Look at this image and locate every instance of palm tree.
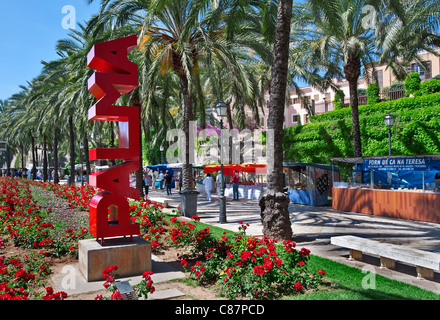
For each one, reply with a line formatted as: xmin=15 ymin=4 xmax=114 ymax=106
xmin=292 ymin=0 xmax=381 ymax=157
xmin=87 ymin=0 xmax=252 ymax=191
xmin=294 ymin=0 xmax=440 ymax=157
xmin=374 ymin=0 xmax=440 ymax=80
xmin=258 ymin=0 xmax=294 ymax=241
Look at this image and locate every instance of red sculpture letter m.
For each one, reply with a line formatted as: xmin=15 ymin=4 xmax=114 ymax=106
xmin=87 ymin=35 xmax=140 ymax=243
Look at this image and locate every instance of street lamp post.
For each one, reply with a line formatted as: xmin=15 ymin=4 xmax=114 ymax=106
xmin=79 ymin=143 xmax=84 ymax=186
xmin=215 ymin=101 xmax=228 ymax=224
xmin=160 ymin=145 xmax=165 ymax=164
xmin=383 ymin=112 xmax=395 ymax=156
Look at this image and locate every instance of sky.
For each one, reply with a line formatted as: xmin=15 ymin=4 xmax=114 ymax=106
xmin=0 ymin=0 xmax=101 ymax=101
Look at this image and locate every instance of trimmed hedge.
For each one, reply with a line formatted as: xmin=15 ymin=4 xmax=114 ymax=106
xmin=367 ymin=83 xmax=380 ymax=105
xmin=284 ymin=92 xmax=440 ymax=163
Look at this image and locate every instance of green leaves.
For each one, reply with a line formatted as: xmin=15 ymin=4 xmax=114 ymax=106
xmin=284 ymin=92 xmax=440 ymax=162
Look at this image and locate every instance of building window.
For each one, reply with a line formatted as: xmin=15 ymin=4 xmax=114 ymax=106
xmin=374 ymin=70 xmax=383 ymax=88
xmin=412 ymin=61 xmax=432 ymax=80
xmin=314 ymin=94 xmax=319 ymax=102
xmin=292 ymin=115 xmax=298 ymax=124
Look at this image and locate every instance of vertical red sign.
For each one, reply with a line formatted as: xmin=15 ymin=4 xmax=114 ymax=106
xmin=87 ymin=35 xmax=140 ymax=243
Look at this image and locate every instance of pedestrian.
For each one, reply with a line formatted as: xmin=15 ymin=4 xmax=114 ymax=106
xmin=203 ymin=173 xmax=214 ymax=201
xmin=145 ymin=174 xmax=152 ymax=198
xmin=164 ymin=170 xmax=173 ymax=195
xmin=158 ymin=171 xmax=165 ymax=190
xmin=232 ymin=170 xmax=240 ymax=200
xmin=216 ymin=171 xmax=224 ymax=195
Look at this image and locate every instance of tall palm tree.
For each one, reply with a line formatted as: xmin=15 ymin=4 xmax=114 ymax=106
xmin=87 ymin=0 xmax=253 ymax=191
xmin=375 ymin=0 xmax=440 ymax=80
xmin=292 ymin=0 xmax=381 ymax=157
xmin=294 ymin=0 xmax=440 ymax=157
xmin=258 ymin=0 xmax=294 ymax=241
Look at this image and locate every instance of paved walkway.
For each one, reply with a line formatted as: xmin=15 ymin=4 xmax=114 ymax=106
xmin=148 ymin=188 xmax=440 ymax=294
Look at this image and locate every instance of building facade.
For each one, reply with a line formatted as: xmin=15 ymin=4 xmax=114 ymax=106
xmin=250 ymin=49 xmax=440 ymax=130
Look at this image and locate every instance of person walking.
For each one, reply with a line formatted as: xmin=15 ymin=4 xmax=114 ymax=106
xmin=144 ymin=172 xmax=152 ymax=199
xmin=216 ymin=171 xmax=224 ymax=195
xmin=232 ymin=170 xmax=240 ymax=200
xmin=158 ymin=171 xmax=165 ymax=190
xmin=164 ymin=170 xmax=173 ymax=195
xmin=203 ymin=173 xmax=214 ymax=201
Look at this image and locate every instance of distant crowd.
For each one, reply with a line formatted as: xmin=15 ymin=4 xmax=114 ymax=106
xmin=0 ymin=168 xmax=62 ymax=182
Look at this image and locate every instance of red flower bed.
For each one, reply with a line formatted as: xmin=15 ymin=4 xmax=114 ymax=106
xmin=33 ymin=181 xmax=97 ymax=211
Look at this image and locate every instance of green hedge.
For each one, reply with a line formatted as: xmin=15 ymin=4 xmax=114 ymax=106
xmin=367 ymin=83 xmax=380 ymax=105
xmin=284 ymin=92 xmax=440 ymax=164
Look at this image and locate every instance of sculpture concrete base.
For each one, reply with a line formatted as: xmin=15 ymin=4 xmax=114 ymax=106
xmin=79 ymin=236 xmax=151 ymax=282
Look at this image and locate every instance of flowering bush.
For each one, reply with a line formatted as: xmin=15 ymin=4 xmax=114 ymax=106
xmin=0 ymin=255 xmax=66 ymax=300
xmin=95 ymin=265 xmax=155 ymax=300
xmin=168 ymin=215 xmax=216 ymax=257
xmin=0 ymin=178 xmax=91 ymax=258
xmin=182 ymin=222 xmax=325 ymax=299
xmin=36 ymin=181 xmax=97 ymax=211
xmin=131 ymin=201 xmax=166 ymax=251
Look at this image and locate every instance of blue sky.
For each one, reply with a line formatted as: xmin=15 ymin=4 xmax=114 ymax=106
xmin=0 ymin=0 xmax=101 ymax=101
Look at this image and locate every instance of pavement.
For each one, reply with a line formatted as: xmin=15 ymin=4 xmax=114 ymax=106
xmin=51 ymin=186 xmax=440 ymax=297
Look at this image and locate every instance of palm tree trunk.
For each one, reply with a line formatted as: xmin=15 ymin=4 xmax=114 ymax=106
xmin=259 ymin=0 xmax=293 ymax=241
xmin=31 ymin=136 xmax=36 ymax=180
xmin=131 ymin=88 xmax=144 ymax=199
xmin=180 ymin=74 xmax=195 ymax=191
xmin=194 ymin=73 xmax=206 ymax=129
xmin=344 ymin=57 xmax=362 ymax=157
xmin=6 ymin=144 xmax=10 ymax=177
xmin=21 ymin=145 xmax=25 ymax=169
xmin=69 ymin=113 xmax=75 ymax=186
xmin=83 ymin=133 xmax=91 ymax=184
xmin=43 ymin=135 xmax=48 ymax=182
xmin=226 ymin=103 xmax=234 ymax=130
xmin=109 ymin=121 xmax=116 ymax=166
xmin=53 ymin=128 xmax=59 ymax=184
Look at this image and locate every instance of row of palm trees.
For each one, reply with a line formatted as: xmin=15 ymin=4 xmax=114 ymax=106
xmin=1 ymin=0 xmax=439 ymax=239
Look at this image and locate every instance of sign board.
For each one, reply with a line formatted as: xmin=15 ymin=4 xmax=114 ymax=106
xmin=363 ymin=157 xmax=432 ymax=171
xmin=0 ymin=141 xmax=6 ymax=151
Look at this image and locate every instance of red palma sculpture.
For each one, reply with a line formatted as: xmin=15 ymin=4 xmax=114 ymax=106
xmin=87 ymin=35 xmax=140 ymax=244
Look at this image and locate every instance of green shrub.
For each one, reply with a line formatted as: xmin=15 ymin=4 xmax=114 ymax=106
xmin=433 ymin=74 xmax=440 ymax=80
xmin=334 ymin=90 xmax=345 ymax=110
xmin=357 ymin=88 xmax=367 ymax=96
xmin=404 ymin=72 xmax=421 ymax=96
xmin=367 ymin=83 xmax=380 ymax=104
xmin=286 ymin=93 xmax=440 ymax=163
xmin=389 ymin=82 xmax=404 ymax=91
xmin=420 ymin=79 xmax=440 ymax=95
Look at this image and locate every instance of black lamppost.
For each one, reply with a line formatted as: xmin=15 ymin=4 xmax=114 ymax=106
xmin=215 ymin=101 xmax=228 ymax=224
xmin=384 ymin=112 xmax=395 ymax=156
xmin=160 ymin=145 xmax=165 ymax=164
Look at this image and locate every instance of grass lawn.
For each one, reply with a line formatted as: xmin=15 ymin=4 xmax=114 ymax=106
xmin=165 ymin=214 xmax=440 ymax=300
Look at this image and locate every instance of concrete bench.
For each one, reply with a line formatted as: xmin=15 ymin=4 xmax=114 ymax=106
xmin=331 ymin=235 xmax=440 ymax=280
xmin=149 ymin=197 xmax=172 ymax=208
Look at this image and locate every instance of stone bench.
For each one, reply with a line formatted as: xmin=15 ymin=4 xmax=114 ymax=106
xmin=330 ymin=235 xmax=440 ymax=280
xmin=149 ymin=197 xmax=172 ymax=208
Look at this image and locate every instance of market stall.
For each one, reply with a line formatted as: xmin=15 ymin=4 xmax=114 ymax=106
xmin=146 ymin=164 xmax=178 ymax=188
xmin=203 ymin=164 xmax=267 ymax=199
xmin=147 ymin=163 xmax=204 ymax=190
xmin=329 ymin=155 xmax=440 ymax=223
xmin=284 ymin=162 xmax=339 ymax=206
